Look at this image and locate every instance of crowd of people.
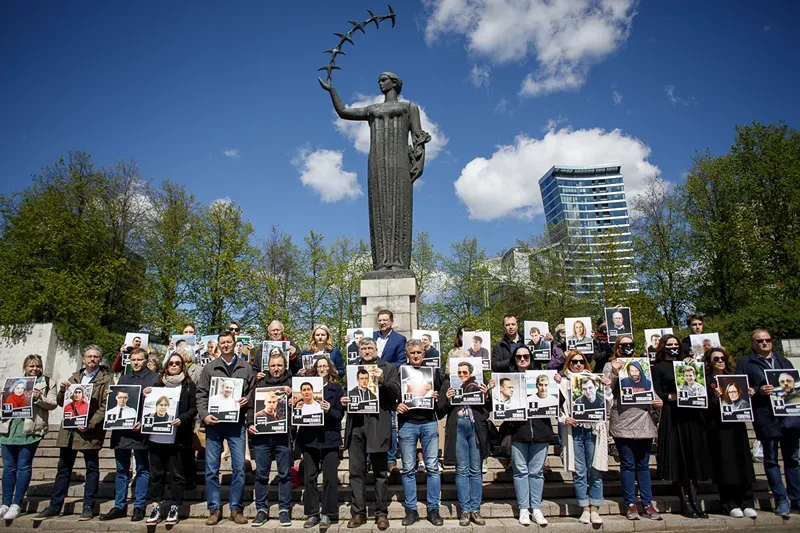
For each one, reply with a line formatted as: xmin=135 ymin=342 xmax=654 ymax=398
xmin=1 ymin=311 xmax=798 ymax=529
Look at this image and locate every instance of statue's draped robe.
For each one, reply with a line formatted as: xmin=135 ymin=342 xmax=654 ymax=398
xmin=365 ymin=101 xmax=417 ymax=270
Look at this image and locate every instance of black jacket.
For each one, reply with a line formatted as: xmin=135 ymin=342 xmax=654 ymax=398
xmin=147 ymin=379 xmax=197 ymax=449
xmin=296 ymin=382 xmax=344 ymax=449
xmin=246 ymin=369 xmax=293 ymax=427
xmin=110 ymin=367 xmax=160 ymax=450
xmin=501 ymin=418 xmax=555 ymax=444
xmin=440 ymin=377 xmax=491 ymax=465
xmin=343 ymin=357 xmax=401 ymax=453
xmin=491 ymin=335 xmax=523 ymax=372
xmin=398 ymin=365 xmax=447 ymax=425
xmin=735 ymin=352 xmax=800 ymax=439
xmin=592 ymin=338 xmax=611 ymax=369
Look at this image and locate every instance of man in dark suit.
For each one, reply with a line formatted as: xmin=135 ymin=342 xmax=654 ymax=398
xmin=373 ymin=309 xmax=407 ymax=469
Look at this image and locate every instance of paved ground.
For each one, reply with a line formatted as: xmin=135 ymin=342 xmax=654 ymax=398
xmin=1 ymin=513 xmax=798 ymax=533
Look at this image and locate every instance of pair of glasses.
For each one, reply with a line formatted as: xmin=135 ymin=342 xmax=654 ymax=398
xmin=712 ymin=356 xmax=725 ymax=363
xmin=570 ymin=359 xmax=585 ymax=366
xmin=516 ymin=354 xmax=531 ymax=360
xmin=757 ymin=338 xmax=772 ymax=344
xmin=619 ymin=343 xmax=634 ymax=349
xmin=457 ymin=371 xmax=470 ymax=376
xmin=168 ymin=361 xmax=182 ymax=367
xmin=229 ymin=327 xmax=240 ymax=332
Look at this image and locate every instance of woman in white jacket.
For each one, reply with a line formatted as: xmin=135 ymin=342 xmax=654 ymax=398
xmin=0 ymin=354 xmax=58 ymax=521
xmin=557 ymin=350 xmax=613 ymax=525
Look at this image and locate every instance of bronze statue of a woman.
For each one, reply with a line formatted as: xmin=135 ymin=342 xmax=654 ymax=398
xmin=319 ymin=72 xmax=431 ymax=277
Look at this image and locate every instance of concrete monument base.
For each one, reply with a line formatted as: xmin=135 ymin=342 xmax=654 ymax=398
xmin=360 ymin=276 xmax=418 ymax=339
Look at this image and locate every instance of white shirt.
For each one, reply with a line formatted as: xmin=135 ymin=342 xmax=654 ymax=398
xmin=376 ymin=330 xmax=391 ymax=358
xmin=107 ymin=405 xmax=138 ymax=420
xmin=301 ymin=401 xmax=323 ymax=415
xmin=211 ymin=394 xmax=238 ymax=412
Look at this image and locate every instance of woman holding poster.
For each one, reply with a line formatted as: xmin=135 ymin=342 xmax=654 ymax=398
xmin=144 ymin=353 xmax=197 ymax=525
xmin=703 ymin=347 xmax=757 ymax=518
xmin=651 ymin=335 xmax=712 ymax=519
xmin=602 ymin=336 xmax=663 ymax=521
xmin=0 ymin=355 xmax=58 ymax=521
xmin=557 ymin=350 xmax=612 ymax=526
xmin=498 ymin=346 xmax=553 ymax=526
xmin=296 ymin=356 xmax=343 ymax=530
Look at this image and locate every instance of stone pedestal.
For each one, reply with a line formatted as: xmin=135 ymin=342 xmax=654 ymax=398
xmin=360 ymin=276 xmax=418 ymax=339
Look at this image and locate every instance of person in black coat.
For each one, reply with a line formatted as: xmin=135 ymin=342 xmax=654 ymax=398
xmin=341 ymin=338 xmax=401 ymax=531
xmin=705 ymin=347 xmax=757 ymax=518
xmin=102 ymin=347 xmax=159 ymax=522
xmin=441 ymin=349 xmax=491 ymax=527
xmin=651 ymin=335 xmax=712 ymax=519
xmin=145 ymin=353 xmax=197 ymax=525
xmin=247 ymin=348 xmax=294 ymax=527
xmin=735 ymin=328 xmax=800 ymax=517
xmin=491 ymin=315 xmax=525 ymax=372
xmin=296 ymin=355 xmax=343 ymax=531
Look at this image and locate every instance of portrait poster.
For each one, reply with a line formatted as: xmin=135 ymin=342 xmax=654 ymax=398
xmin=525 ymin=370 xmax=559 ymax=418
xmin=674 ymin=361 xmax=707 ymax=408
xmin=261 ymin=340 xmax=291 ymax=371
xmin=62 ymin=383 xmax=93 ymax=429
xmin=412 ymin=330 xmax=441 ymax=368
xmin=448 ymin=357 xmax=484 ymax=405
xmin=1 ymin=377 xmax=36 ymax=420
xmin=717 ymin=375 xmax=753 ymax=423
xmin=524 ymin=321 xmax=551 ymax=362
xmin=605 ymin=307 xmax=633 ymax=342
xmin=123 ymin=332 xmax=149 ymax=372
xmin=644 ymin=328 xmax=673 ymax=361
xmin=570 ymin=373 xmax=606 ymax=422
xmin=141 ymin=386 xmax=180 ymax=436
xmin=254 ymin=386 xmax=288 ymax=434
xmin=345 ymin=327 xmax=373 ymax=366
xmin=463 ymin=331 xmax=491 ymax=371
xmin=208 ymin=376 xmax=244 ymax=422
xmin=689 ymin=333 xmax=721 ymax=362
xmin=565 ymin=317 xmax=593 ymax=355
xmin=347 ymin=365 xmax=379 ymax=414
xmin=302 ymin=353 xmax=320 ymax=373
xmin=236 ymin=335 xmax=252 ymax=359
xmin=765 ymin=369 xmax=800 ymax=417
xmin=103 ymin=385 xmax=141 ymax=430
xmin=199 ymin=335 xmax=219 ymax=366
xmin=617 ymin=358 xmax=655 ymax=405
xmin=292 ymin=377 xmax=324 ymax=426
xmin=401 ymin=366 xmax=435 ymax=410
xmin=170 ymin=334 xmax=196 ymax=365
xmin=492 ymin=372 xmax=526 ymax=421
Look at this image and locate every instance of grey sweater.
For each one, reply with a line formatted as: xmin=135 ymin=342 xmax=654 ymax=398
xmin=603 ymin=362 xmax=658 ymax=440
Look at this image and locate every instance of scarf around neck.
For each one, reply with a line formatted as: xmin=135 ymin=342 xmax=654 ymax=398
xmin=163 ymin=373 xmax=185 ymax=387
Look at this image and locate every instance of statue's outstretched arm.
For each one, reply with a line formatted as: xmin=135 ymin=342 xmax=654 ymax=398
xmin=409 ymin=104 xmax=431 ymax=182
xmin=318 ymin=78 xmax=369 ymax=121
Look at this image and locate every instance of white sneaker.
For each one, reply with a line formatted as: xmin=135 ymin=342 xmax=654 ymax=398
xmin=532 ymin=509 xmax=548 ymax=526
xmin=4 ymin=505 xmax=21 ymax=520
xmin=518 ymin=509 xmax=531 ymax=526
xmin=0 ymin=505 xmax=8 ymax=519
xmin=438 ymin=461 xmax=443 ymax=473
xmin=743 ymin=508 xmax=758 ymax=519
xmin=482 ymin=459 xmax=488 ymax=474
xmin=729 ymin=508 xmax=744 ymax=518
xmin=579 ymin=510 xmax=591 ymax=524
xmin=590 ymin=510 xmax=603 ymax=524
xmin=417 ymin=460 xmax=426 ymax=472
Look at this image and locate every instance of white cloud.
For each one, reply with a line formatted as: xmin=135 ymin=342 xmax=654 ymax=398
xmin=470 ymin=64 xmax=491 ymax=87
xmin=334 ymin=95 xmax=448 ymax=160
xmin=664 ymin=85 xmax=696 ymax=107
xmin=211 ymin=197 xmax=232 ymax=208
xmin=613 ymin=89 xmax=623 ymax=105
xmin=222 ymin=149 xmax=240 ymax=159
xmin=453 ymin=124 xmax=661 ymax=221
xmin=541 ymin=115 xmax=568 ymax=133
xmin=424 ymin=0 xmax=637 ymax=97
xmin=494 ymin=97 xmax=509 ymax=115
xmin=293 ymin=148 xmax=361 ymax=203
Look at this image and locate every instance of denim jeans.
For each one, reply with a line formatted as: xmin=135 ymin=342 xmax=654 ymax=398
xmin=252 ymin=433 xmax=292 ymax=512
xmin=615 ymin=438 xmax=653 ymax=507
xmin=762 ymin=436 xmax=800 ymax=504
xmin=114 ymin=448 xmax=150 ymax=510
xmin=398 ymin=420 xmax=440 ymax=511
xmin=1 ymin=442 xmax=40 ymax=506
xmin=572 ymin=427 xmax=603 ymax=507
xmin=205 ymin=423 xmax=246 ymax=511
xmin=510 ymin=441 xmax=548 ymax=511
xmin=455 ymin=417 xmax=482 ymax=513
xmin=49 ymin=447 xmax=100 ymax=512
xmin=388 ymin=412 xmax=397 ymax=464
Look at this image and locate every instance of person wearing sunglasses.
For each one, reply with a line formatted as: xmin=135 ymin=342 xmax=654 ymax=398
xmin=735 ymin=328 xmax=800 ymax=518
xmin=603 ymin=336 xmax=663 ymax=521
xmin=557 ymin=350 xmax=612 ymax=525
xmin=651 ymin=334 xmax=712 ymax=519
xmin=703 ymin=347 xmax=757 ymax=519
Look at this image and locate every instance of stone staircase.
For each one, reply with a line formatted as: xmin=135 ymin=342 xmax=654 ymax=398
xmin=0 ymin=426 xmax=778 ymax=521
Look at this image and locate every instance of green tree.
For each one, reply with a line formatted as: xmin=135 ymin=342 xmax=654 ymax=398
xmin=249 ymin=226 xmax=300 ymax=335
xmin=324 ymin=236 xmax=370 ymax=345
xmin=294 ymin=231 xmax=332 ymax=335
xmin=411 ymin=231 xmax=442 ymax=328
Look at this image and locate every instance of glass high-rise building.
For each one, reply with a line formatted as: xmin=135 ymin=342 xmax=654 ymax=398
xmin=538 ymin=165 xmax=638 ymax=295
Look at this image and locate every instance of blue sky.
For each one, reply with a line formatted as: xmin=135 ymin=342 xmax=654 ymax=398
xmin=1 ymin=1 xmax=798 ymax=256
